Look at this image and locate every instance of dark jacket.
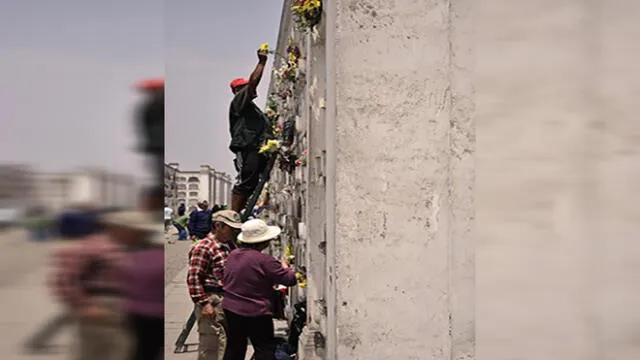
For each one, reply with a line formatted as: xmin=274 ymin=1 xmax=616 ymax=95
xmin=177 ymin=204 xmax=186 ymax=216
xmin=228 ymin=86 xmax=270 ymax=153
xmin=136 ymin=92 xmax=164 ymax=155
xmin=57 ymin=210 xmax=99 ymax=239
xmin=188 ymin=209 xmax=212 ymax=238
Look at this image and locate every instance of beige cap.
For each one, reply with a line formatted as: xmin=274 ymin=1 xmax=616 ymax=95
xmin=101 ymin=210 xmax=160 ymax=232
xmin=212 ymin=210 xmax=242 ymax=229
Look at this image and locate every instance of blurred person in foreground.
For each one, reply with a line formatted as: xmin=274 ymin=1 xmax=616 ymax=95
xmin=186 ymin=210 xmax=242 ymax=360
xmin=25 ymin=204 xmax=102 ymax=353
xmin=115 ymin=210 xmax=164 ymax=360
xmin=222 ymin=219 xmax=297 ymax=360
xmin=123 ymin=186 xmax=165 ymax=360
xmin=50 ymin=192 xmax=163 ymax=360
xmin=135 ymin=78 xmax=164 ymax=189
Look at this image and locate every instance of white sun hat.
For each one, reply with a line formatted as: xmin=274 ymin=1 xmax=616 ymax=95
xmin=237 ymin=219 xmax=281 ymax=244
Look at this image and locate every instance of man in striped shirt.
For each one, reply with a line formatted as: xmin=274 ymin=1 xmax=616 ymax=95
xmin=51 ymin=210 xmax=158 ymax=360
xmin=186 ymin=210 xmax=242 ymax=360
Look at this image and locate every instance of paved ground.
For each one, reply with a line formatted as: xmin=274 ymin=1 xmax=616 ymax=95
xmin=164 ymin=229 xmax=191 ymax=284
xmin=0 ymin=228 xmax=70 ymax=360
xmin=0 ymin=227 xmax=285 ymax=360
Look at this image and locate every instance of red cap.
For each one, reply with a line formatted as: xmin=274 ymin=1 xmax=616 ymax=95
xmin=230 ymin=78 xmax=249 ymax=90
xmin=135 ymin=78 xmax=164 ymax=91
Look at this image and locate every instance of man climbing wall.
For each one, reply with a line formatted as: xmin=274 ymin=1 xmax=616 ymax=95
xmin=228 ymin=47 xmax=270 ymax=213
xmin=135 ymin=78 xmax=164 ymax=189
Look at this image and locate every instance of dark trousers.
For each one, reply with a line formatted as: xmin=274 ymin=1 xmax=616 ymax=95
xmin=128 ymin=313 xmax=163 ymax=360
xmin=223 ymin=310 xmax=275 ymax=360
xmin=232 ymin=149 xmax=267 ymax=196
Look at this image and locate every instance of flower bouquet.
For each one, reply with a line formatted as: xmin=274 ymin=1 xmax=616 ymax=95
xmin=291 ymin=0 xmax=322 ymax=31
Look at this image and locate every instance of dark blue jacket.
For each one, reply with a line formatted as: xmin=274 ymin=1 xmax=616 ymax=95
xmin=57 ymin=210 xmax=99 ymax=239
xmin=188 ymin=209 xmax=211 ymax=238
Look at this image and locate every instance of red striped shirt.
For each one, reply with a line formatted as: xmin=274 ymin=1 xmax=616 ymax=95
xmin=49 ymin=235 xmax=127 ymax=309
xmin=186 ymin=233 xmax=231 ymax=305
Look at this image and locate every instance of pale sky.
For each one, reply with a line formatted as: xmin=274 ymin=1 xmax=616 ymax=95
xmin=0 ymin=0 xmax=162 ymax=180
xmin=165 ymin=0 xmax=283 ymax=175
xmin=0 ymin=0 xmax=282 ymax=178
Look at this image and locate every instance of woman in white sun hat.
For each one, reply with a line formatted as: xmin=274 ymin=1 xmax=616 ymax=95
xmin=221 ymin=219 xmax=297 ymax=360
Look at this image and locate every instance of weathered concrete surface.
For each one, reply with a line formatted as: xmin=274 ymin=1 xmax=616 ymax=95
xmin=333 ymin=0 xmax=474 ymax=359
xmin=475 ymin=0 xmax=640 ymax=359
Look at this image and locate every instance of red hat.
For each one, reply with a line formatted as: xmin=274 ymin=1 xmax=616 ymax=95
xmin=135 ymin=78 xmax=164 ymax=91
xmin=230 ymin=78 xmax=249 ymax=90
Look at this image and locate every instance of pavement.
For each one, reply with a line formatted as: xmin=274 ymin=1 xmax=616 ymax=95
xmin=0 ymin=227 xmax=288 ymax=360
xmin=0 ymin=229 xmax=70 ymax=360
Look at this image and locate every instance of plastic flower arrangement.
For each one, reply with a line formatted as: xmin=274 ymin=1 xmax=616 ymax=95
xmin=277 ymin=87 xmax=293 ymax=101
xmin=285 ymin=243 xmax=295 ymax=263
xmin=286 ymin=40 xmax=301 ymax=67
xmin=296 ymin=272 xmax=307 ymax=288
xmin=292 ymin=0 xmax=322 ymax=31
xmin=259 ymin=139 xmax=281 ymax=154
xmin=272 ymin=41 xmax=302 ymax=86
xmin=295 ymin=149 xmax=308 ymax=166
xmin=273 ymin=122 xmax=283 ymax=136
xmin=266 ymin=107 xmax=279 ymax=121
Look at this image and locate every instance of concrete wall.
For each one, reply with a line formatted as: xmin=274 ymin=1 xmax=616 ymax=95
xmin=268 ymin=0 xmax=474 ymax=359
xmin=331 ymin=0 xmax=473 ymax=359
xmin=475 ymin=0 xmax=640 ymax=359
xmin=270 ymin=0 xmax=640 ymax=359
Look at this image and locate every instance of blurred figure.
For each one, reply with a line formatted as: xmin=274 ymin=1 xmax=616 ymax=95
xmin=24 ymin=206 xmax=53 ymax=242
xmin=24 ymin=204 xmax=102 ymax=353
xmin=164 ymin=203 xmax=173 ymax=232
xmin=134 ymin=78 xmax=164 ymax=189
xmin=173 ymin=212 xmax=190 ymax=241
xmin=50 ymin=216 xmax=133 ymax=359
xmin=112 ymin=212 xmax=164 ymax=360
xmin=189 ymin=200 xmax=212 ymax=242
xmin=121 ymin=188 xmax=164 ymax=360
xmin=57 ymin=203 xmax=99 ymax=240
xmin=178 ymin=202 xmax=186 ymax=217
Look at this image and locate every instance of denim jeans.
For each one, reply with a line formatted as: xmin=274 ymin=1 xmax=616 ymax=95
xmin=173 ymin=223 xmax=188 ymax=240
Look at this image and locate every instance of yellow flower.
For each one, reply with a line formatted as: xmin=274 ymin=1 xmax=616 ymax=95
xmin=285 ymin=243 xmax=294 ymax=258
xmin=259 ymin=42 xmax=270 ymax=52
xmin=288 ymin=52 xmax=298 ymax=64
xmin=296 ymin=272 xmax=307 ymax=288
xmin=259 ymin=139 xmax=281 ymax=153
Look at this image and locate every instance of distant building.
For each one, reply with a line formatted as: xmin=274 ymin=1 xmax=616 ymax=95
xmin=166 ymin=163 xmax=233 ymax=210
xmin=164 ymin=164 xmax=178 ymax=209
xmin=0 ymin=164 xmax=36 ymax=209
xmin=33 ymin=168 xmax=138 ymax=212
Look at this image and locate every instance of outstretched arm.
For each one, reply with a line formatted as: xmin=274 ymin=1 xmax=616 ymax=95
xmin=231 ymin=49 xmax=269 ymax=115
xmin=247 ymin=49 xmax=269 ymax=97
